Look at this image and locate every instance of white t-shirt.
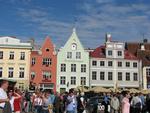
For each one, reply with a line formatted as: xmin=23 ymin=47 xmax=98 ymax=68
xmin=34 ymin=97 xmax=43 ymax=106
xmin=0 ymin=88 xmax=8 ymax=108
xmin=9 ymin=96 xmax=15 ymax=111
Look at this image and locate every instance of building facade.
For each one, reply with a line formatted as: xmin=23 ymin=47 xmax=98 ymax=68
xmin=30 ymin=37 xmax=57 ymax=92
xmin=57 ymin=29 xmax=89 ymax=92
xmin=0 ymin=36 xmax=32 ymax=90
xmin=126 ymin=40 xmax=150 ymax=89
xmin=90 ymin=34 xmax=142 ymax=89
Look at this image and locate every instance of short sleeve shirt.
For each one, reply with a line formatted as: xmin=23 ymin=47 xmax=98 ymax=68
xmin=0 ymin=88 xmax=8 ymax=108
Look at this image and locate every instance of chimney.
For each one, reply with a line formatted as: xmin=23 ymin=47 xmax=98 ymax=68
xmin=140 ymin=43 xmax=145 ymax=51
xmin=105 ymin=33 xmax=112 ymax=42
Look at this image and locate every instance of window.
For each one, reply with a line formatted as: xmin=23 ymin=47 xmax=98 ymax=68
xmin=92 ymin=61 xmax=97 ymax=66
xmin=100 ymin=61 xmax=105 ymax=66
xmin=61 ymin=64 xmax=66 ymax=72
xmin=118 ymin=51 xmax=122 ymax=56
xmin=133 ymin=73 xmax=138 ymax=81
xmin=133 ymin=62 xmax=137 ymax=68
xmin=108 ymin=72 xmax=113 ymax=80
xmin=67 ymin=52 xmax=72 ymax=59
xmin=108 ymin=61 xmax=113 ymax=67
xmin=71 ymin=77 xmax=76 ymax=85
xmin=42 ymin=71 xmax=51 ymax=80
xmin=118 ymin=72 xmax=122 ymax=81
xmin=81 ymin=64 xmax=86 ymax=72
xmin=76 ymin=52 xmax=81 ymax=59
xmin=9 ymin=51 xmax=14 ymax=60
xmin=108 ymin=50 xmax=112 ymax=56
xmin=46 ymin=48 xmax=49 ymax=52
xmin=126 ymin=62 xmax=130 ymax=67
xmin=71 ymin=64 xmax=76 ymax=72
xmin=43 ymin=58 xmax=52 ymax=66
xmin=81 ymin=77 xmax=86 ymax=85
xmin=92 ymin=71 xmax=97 ymax=80
xmin=31 ymin=72 xmax=35 ymax=79
xmin=31 ymin=58 xmax=36 ymax=65
xmin=8 ymin=68 xmax=13 ymax=78
xmin=60 ymin=76 xmax=66 ymax=85
xmin=0 ymin=51 xmax=3 ymax=59
xmin=20 ymin=52 xmax=25 ymax=60
xmin=100 ymin=72 xmax=105 ymax=80
xmin=19 ymin=68 xmax=25 ymax=78
xmin=126 ymin=73 xmax=130 ymax=81
xmin=146 ymin=68 xmax=150 ymax=77
xmin=0 ymin=67 xmax=2 ymax=77
xmin=118 ymin=62 xmax=122 ymax=67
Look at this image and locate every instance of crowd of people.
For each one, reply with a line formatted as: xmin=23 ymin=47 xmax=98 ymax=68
xmin=1 ymin=80 xmax=150 ymax=113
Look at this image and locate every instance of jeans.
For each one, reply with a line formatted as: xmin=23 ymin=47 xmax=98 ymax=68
xmin=42 ymin=109 xmax=49 ymax=113
xmin=34 ymin=105 xmax=42 ymax=113
xmin=66 ymin=110 xmax=76 ymax=113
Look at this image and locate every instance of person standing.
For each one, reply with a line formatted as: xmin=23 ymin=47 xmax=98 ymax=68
xmin=43 ymin=92 xmax=51 ymax=113
xmin=66 ymin=89 xmax=77 ymax=113
xmin=13 ymin=89 xmax=22 ymax=113
xmin=110 ymin=94 xmax=120 ymax=113
xmin=0 ymin=80 xmax=11 ymax=113
xmin=77 ymin=92 xmax=86 ymax=113
xmin=53 ymin=92 xmax=62 ymax=113
xmin=146 ymin=94 xmax=150 ymax=113
xmin=121 ymin=91 xmax=130 ymax=113
xmin=131 ymin=93 xmax=142 ymax=113
xmin=33 ymin=92 xmax=43 ymax=113
xmin=8 ymin=90 xmax=21 ymax=113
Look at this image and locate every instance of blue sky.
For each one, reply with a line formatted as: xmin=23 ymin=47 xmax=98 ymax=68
xmin=0 ymin=0 xmax=150 ymax=48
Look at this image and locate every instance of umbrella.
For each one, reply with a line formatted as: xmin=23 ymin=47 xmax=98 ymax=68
xmin=141 ymin=89 xmax=150 ymax=94
xmin=129 ymin=88 xmax=140 ymax=93
xmin=75 ymin=86 xmax=89 ymax=92
xmin=90 ymin=86 xmax=111 ymax=93
xmin=109 ymin=88 xmax=121 ymax=93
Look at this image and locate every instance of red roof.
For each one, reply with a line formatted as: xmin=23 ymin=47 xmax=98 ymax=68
xmin=124 ymin=50 xmax=138 ymax=60
xmin=90 ymin=46 xmax=106 ymax=58
xmin=31 ymin=51 xmax=39 ymax=55
xmin=90 ymin=45 xmax=138 ymax=60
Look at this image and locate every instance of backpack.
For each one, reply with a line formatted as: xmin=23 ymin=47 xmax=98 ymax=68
xmin=134 ymin=102 xmax=141 ymax=108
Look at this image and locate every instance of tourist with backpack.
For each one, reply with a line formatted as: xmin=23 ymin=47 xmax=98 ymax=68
xmin=131 ymin=93 xmax=142 ymax=113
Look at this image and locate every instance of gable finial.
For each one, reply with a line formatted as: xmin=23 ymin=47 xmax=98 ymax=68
xmin=73 ymin=27 xmax=76 ymax=33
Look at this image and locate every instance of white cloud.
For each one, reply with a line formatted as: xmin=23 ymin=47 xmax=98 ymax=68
xmin=17 ymin=1 xmax=150 ymax=48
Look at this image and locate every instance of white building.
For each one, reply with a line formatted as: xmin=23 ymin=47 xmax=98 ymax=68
xmin=57 ymin=29 xmax=89 ymax=93
xmin=90 ymin=34 xmax=142 ymax=89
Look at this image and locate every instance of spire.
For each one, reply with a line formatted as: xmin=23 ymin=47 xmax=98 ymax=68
xmin=73 ymin=27 xmax=76 ymax=33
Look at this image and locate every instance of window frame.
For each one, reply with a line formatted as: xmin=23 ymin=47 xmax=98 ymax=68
xmin=92 ymin=71 xmax=97 ymax=80
xmin=100 ymin=72 xmax=105 ymax=80
xmin=71 ymin=76 xmax=76 ymax=85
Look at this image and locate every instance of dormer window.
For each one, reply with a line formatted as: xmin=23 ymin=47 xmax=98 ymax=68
xmin=108 ymin=50 xmax=112 ymax=56
xmin=118 ymin=51 xmax=122 ymax=56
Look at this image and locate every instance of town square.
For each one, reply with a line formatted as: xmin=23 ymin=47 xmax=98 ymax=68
xmin=0 ymin=0 xmax=150 ymax=113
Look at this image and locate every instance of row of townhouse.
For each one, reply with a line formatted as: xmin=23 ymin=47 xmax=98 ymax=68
xmin=0 ymin=29 xmax=149 ymax=92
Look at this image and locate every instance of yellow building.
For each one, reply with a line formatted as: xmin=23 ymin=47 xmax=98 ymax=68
xmin=0 ymin=36 xmax=32 ymax=90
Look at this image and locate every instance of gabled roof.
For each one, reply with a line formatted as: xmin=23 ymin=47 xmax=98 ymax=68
xmin=90 ymin=46 xmax=106 ymax=58
xmin=62 ymin=28 xmax=85 ymax=51
xmin=126 ymin=42 xmax=150 ymax=66
xmin=41 ymin=36 xmax=54 ymax=49
xmin=90 ymin=45 xmax=138 ymax=60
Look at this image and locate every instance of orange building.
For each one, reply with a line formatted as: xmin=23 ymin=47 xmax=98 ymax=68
xmin=30 ymin=37 xmax=57 ymax=92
